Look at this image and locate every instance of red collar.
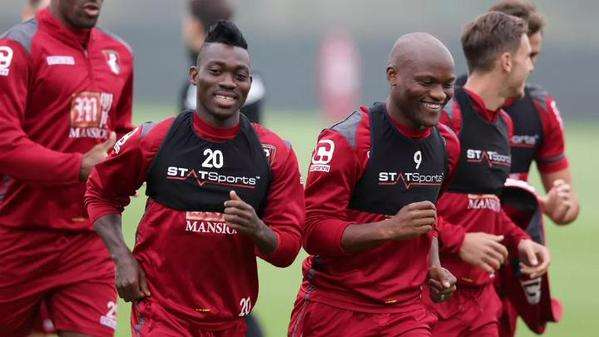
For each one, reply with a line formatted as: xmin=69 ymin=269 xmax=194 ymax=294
xmin=462 ymin=87 xmax=501 ymax=123
xmin=38 ymin=8 xmax=91 ymax=49
xmin=192 ymin=113 xmax=240 ymax=142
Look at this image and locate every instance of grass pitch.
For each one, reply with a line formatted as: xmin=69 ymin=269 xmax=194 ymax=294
xmin=113 ymin=105 xmax=598 ymax=337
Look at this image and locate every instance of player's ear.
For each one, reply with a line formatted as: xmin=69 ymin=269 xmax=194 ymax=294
xmin=189 ymin=66 xmax=199 ymax=85
xmin=499 ymin=52 xmax=513 ymax=73
xmin=386 ymin=65 xmax=398 ymax=86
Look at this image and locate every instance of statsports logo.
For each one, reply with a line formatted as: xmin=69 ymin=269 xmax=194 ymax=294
xmin=466 ymin=149 xmax=511 ymax=167
xmin=378 ymin=171 xmax=444 ymax=189
xmin=511 ymin=134 xmax=539 ymax=148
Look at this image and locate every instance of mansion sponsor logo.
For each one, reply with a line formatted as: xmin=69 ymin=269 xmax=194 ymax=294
xmin=309 ymin=139 xmax=335 ymax=172
xmin=185 ymin=211 xmax=237 ymax=235
xmin=166 ymin=166 xmax=259 ymax=189
xmin=69 ymin=91 xmax=113 ymax=139
xmin=467 ymin=194 xmax=501 ymax=212
xmin=378 ymin=171 xmax=444 ymax=189
xmin=466 ymin=149 xmax=511 ymax=167
xmin=511 ymin=134 xmax=539 ymax=148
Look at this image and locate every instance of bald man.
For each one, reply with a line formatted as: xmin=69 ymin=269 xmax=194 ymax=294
xmin=287 ymin=33 xmax=459 ymax=337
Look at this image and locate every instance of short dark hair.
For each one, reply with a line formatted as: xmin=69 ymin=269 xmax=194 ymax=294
xmin=461 ymin=11 xmax=528 ymax=73
xmin=490 ymin=0 xmax=545 ymax=35
xmin=189 ymin=0 xmax=233 ymax=30
xmin=204 ymin=20 xmax=248 ymax=50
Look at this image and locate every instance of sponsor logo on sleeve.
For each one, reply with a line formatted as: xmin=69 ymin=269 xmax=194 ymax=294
xmin=69 ymin=91 xmax=113 ymax=139
xmin=103 ymin=50 xmax=121 ymax=75
xmin=46 ymin=55 xmax=75 ymax=65
xmin=0 ymin=46 xmax=14 ymax=76
xmin=113 ymin=127 xmax=139 ymax=154
xmin=309 ymin=139 xmax=335 ymax=172
xmin=262 ymin=143 xmax=276 ymax=166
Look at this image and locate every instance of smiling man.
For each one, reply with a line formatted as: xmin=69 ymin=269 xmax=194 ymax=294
xmin=0 ymin=0 xmax=134 ymax=336
xmin=288 ymin=33 xmax=459 ymax=337
xmin=85 ymin=21 xmax=304 ymax=337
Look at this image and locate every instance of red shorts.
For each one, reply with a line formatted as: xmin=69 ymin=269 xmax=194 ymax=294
xmin=498 ymin=297 xmax=517 ymax=337
xmin=288 ymin=294 xmax=437 ymax=337
xmin=0 ymin=227 xmax=117 ymax=337
xmin=426 ymin=283 xmax=502 ymax=337
xmin=131 ymin=299 xmax=247 ymax=337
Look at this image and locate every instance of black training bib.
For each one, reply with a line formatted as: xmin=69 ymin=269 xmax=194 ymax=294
xmin=505 ymin=87 xmax=544 ymax=174
xmin=146 ymin=111 xmax=271 ymax=214
xmin=448 ymin=88 xmax=511 ymax=195
xmin=348 ymin=102 xmax=447 ymax=215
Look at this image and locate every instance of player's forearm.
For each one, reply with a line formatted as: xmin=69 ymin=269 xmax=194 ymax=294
xmin=0 ymin=143 xmax=82 ymax=185
xmin=251 ymin=220 xmax=278 ymax=256
xmin=93 ymin=214 xmax=132 ymax=262
xmin=430 ymin=236 xmax=441 ymax=267
xmin=341 ymin=220 xmax=390 ymax=253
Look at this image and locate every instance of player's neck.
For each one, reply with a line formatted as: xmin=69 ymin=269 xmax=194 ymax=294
xmin=195 ymin=110 xmax=240 ymax=129
xmin=385 ymin=99 xmax=425 ymax=131
xmin=464 ymin=72 xmax=507 ymax=111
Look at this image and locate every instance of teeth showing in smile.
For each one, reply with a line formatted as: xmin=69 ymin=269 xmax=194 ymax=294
xmin=422 ymin=102 xmax=442 ymax=111
xmin=215 ymin=95 xmax=235 ymax=102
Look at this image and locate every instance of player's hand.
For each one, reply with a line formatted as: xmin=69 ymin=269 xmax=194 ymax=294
xmin=79 ymin=131 xmax=116 ymax=181
xmin=543 ymin=179 xmax=577 ymax=225
xmin=382 ymin=201 xmax=437 ymax=241
xmin=224 ymin=191 xmax=266 ymax=237
xmin=459 ymin=233 xmax=508 ymax=273
xmin=115 ymin=252 xmax=150 ymax=302
xmin=428 ymin=266 xmax=457 ymax=303
xmin=517 ymin=239 xmax=550 ymax=279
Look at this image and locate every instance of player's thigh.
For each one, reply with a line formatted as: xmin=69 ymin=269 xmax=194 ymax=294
xmin=49 ymin=278 xmax=118 ymax=337
xmin=430 ymin=315 xmax=468 ymax=337
xmin=383 ymin=307 xmax=436 ymax=337
xmin=466 ymin=322 xmax=499 ymax=337
xmin=0 ymin=229 xmax=54 ymax=336
xmin=289 ymin=299 xmax=377 ymax=337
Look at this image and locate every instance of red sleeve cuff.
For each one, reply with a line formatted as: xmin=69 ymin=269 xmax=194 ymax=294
xmin=86 ymin=203 xmax=122 ymax=227
xmin=303 ymin=217 xmax=354 ymax=257
xmin=537 ymin=156 xmax=569 ymax=174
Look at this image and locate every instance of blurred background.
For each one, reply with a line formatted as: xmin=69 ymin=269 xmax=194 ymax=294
xmin=1 ymin=1 xmax=598 ymax=336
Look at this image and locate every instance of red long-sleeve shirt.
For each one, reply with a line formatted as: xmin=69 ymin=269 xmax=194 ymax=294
xmin=85 ymin=113 xmax=304 ymax=326
xmin=0 ymin=9 xmax=134 ymax=231
xmin=298 ymin=106 xmax=461 ymax=313
xmin=437 ymin=88 xmax=530 ymax=286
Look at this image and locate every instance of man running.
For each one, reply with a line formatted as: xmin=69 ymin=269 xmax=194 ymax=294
xmin=86 ymin=21 xmax=304 ymax=337
xmin=288 ymin=32 xmax=458 ymax=337
xmin=0 ymin=1 xmax=134 ymax=336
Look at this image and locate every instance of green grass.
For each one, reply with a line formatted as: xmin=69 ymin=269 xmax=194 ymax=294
xmin=114 ymin=105 xmax=598 ymax=337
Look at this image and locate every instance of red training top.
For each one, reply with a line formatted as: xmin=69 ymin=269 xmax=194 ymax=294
xmin=298 ymin=105 xmax=461 ymax=313
xmin=85 ymin=113 xmax=304 ymax=327
xmin=0 ymin=9 xmax=134 ymax=231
